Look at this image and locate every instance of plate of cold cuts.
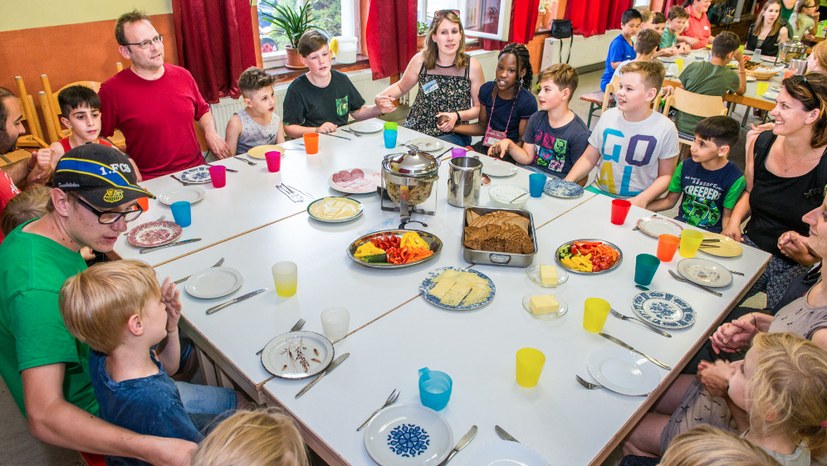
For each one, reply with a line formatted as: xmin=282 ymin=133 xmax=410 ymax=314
xmin=329 ymin=168 xmax=381 ymax=194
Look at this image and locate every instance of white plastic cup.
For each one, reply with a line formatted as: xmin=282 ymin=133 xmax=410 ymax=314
xmin=320 ymin=307 xmax=350 ymax=341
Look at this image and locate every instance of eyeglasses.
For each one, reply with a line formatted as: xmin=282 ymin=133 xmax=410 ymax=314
xmin=788 ymin=74 xmax=824 ymax=108
xmin=122 ymin=34 xmax=164 ymax=50
xmin=74 ymin=196 xmax=144 ymax=224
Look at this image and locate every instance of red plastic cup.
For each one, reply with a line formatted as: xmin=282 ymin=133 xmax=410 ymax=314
xmin=208 ymin=165 xmax=226 ymax=188
xmin=265 ymin=151 xmax=281 ymax=172
xmin=136 ymin=197 xmax=149 ymax=212
xmin=657 ymin=234 xmax=681 ymax=262
xmin=610 ymin=199 xmax=632 ymax=225
xmin=303 ymin=132 xmax=319 ymax=154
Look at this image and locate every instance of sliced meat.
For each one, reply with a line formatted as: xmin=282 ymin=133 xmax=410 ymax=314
xmin=350 ymin=168 xmax=365 ymax=179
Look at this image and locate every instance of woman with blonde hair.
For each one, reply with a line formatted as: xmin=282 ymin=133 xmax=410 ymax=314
xmin=191 ymin=408 xmax=309 ymax=466
xmin=745 ymin=0 xmax=790 ymax=57
xmin=660 ymin=425 xmax=780 ymax=466
xmin=375 ymin=10 xmax=484 ymax=146
xmin=807 ymin=39 xmax=827 ymax=74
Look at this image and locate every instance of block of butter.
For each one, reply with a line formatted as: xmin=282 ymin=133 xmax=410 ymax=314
xmin=529 ymin=294 xmax=559 ymax=315
xmin=540 ymin=264 xmax=558 ymax=286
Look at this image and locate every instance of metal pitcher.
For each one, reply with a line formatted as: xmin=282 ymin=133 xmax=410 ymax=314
xmin=447 ymin=157 xmax=482 ymax=207
xmin=789 ymin=58 xmax=807 ymax=76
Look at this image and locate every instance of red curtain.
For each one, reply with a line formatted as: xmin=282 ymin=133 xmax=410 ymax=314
xmin=482 ymin=0 xmax=540 ymax=50
xmin=366 ymin=0 xmax=417 ymax=80
xmin=172 ymin=0 xmax=256 ymax=103
xmin=567 ymin=0 xmax=632 ymax=37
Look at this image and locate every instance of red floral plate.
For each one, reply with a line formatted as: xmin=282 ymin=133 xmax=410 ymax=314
xmin=127 ymin=221 xmax=183 ymax=248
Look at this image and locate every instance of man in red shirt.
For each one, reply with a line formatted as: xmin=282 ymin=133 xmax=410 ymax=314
xmin=99 ymin=10 xmax=229 ymax=180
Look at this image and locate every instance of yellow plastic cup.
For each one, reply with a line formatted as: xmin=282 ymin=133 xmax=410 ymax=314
xmin=679 ymin=229 xmax=705 ymax=258
xmin=516 ymin=348 xmax=546 ymax=387
xmin=583 ymin=297 xmax=611 ymax=334
xmin=756 ymin=82 xmax=769 ymax=96
xmin=272 ymin=261 xmax=297 ymax=298
xmin=675 ymin=58 xmax=685 ymax=73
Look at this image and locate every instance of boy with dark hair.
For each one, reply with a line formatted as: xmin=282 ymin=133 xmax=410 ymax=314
xmin=283 ymin=30 xmax=381 ymax=138
xmin=660 ymin=6 xmax=691 ymax=54
xmin=225 ymin=67 xmax=286 ymax=156
xmin=600 ymin=9 xmax=643 ymax=91
xmin=676 ymin=31 xmax=745 ymax=136
xmin=647 ymin=115 xmax=745 ymax=232
xmin=565 ymin=61 xmax=679 ymax=207
xmin=612 ymin=29 xmax=661 ymax=83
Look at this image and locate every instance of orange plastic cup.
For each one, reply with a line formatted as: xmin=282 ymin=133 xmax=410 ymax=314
xmin=136 ymin=197 xmax=149 ymax=212
xmin=657 ymin=234 xmax=681 ymax=262
xmin=303 ymin=132 xmax=319 ymax=154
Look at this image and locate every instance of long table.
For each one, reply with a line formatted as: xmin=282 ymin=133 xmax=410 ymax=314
xmin=114 ymin=119 xmax=770 ymax=465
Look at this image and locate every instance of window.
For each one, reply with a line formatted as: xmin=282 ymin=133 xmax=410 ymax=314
xmin=417 ymin=0 xmax=514 ymax=41
xmin=257 ymin=0 xmax=358 ymax=64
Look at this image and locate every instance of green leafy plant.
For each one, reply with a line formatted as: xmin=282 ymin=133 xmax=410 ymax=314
xmin=417 ymin=21 xmax=428 ymax=36
xmin=260 ymin=0 xmax=316 ymax=49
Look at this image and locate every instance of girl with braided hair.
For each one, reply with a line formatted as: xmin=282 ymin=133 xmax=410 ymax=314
xmin=454 ymin=43 xmax=537 ymax=158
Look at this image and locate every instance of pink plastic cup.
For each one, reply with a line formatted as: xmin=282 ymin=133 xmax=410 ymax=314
xmin=611 ymin=199 xmax=632 ymax=225
xmin=208 ymin=165 xmax=226 ymax=188
xmin=265 ymin=151 xmax=281 ymax=172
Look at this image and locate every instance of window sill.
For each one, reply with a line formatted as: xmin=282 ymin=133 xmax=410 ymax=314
xmin=265 ymin=54 xmax=374 ymax=83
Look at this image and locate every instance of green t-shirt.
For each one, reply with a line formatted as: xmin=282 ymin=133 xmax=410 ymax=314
xmin=660 ymin=28 xmax=678 ymax=49
xmin=676 ymin=62 xmax=739 ymax=135
xmin=0 ymin=220 xmax=97 ymax=417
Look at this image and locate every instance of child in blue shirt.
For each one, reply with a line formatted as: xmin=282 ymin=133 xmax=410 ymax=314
xmin=647 ymin=115 xmax=746 ymax=233
xmin=600 ymin=9 xmax=643 ymax=91
xmin=60 ymin=260 xmax=239 ymax=466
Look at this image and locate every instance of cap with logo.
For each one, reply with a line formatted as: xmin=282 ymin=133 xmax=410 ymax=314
xmin=53 ymin=144 xmax=154 ymax=209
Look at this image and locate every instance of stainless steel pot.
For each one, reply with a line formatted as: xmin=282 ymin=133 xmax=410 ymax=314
xmin=778 ymin=40 xmax=807 ymax=64
xmin=381 ymin=147 xmax=439 ymax=207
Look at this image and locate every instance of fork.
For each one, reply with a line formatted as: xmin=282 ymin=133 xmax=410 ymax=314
xmin=340 ymin=128 xmax=362 ymax=137
xmin=256 ymin=318 xmax=306 ymax=356
xmin=576 ymin=375 xmax=647 ymax=396
xmin=205 ymin=162 xmax=238 ymax=173
xmin=234 ymin=156 xmax=257 ymax=166
xmin=173 ymin=257 xmax=225 ymax=285
xmin=668 ymin=270 xmax=723 ymax=297
xmin=356 ymin=389 xmax=400 ymax=431
xmin=609 ymin=308 xmax=672 ymax=338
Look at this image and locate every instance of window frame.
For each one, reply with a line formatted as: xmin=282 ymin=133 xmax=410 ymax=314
xmin=418 ymin=0 xmax=514 ymax=42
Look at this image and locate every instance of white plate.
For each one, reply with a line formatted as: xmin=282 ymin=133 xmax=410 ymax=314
xmin=178 ymin=166 xmax=211 ymax=184
xmin=489 ymin=185 xmax=529 ymax=208
xmin=184 ymin=267 xmax=244 ymax=299
xmin=521 ymin=294 xmax=568 ymax=320
xmin=157 ymin=187 xmax=207 ymax=206
xmin=635 ymin=216 xmax=683 ymax=238
xmin=677 ymin=258 xmax=733 ymax=288
xmin=468 ymin=441 xmax=549 ymax=466
xmin=364 ymin=404 xmax=453 ymax=466
xmin=587 ymin=346 xmax=661 ymax=396
xmin=544 ymin=177 xmax=583 ymax=198
xmin=525 ymin=264 xmax=569 ymax=287
xmin=328 ymin=168 xmax=381 ymax=194
xmin=307 ymin=196 xmax=363 ymax=223
xmin=406 ymin=138 xmax=444 ymax=153
xmin=261 ymin=331 xmax=334 ymax=379
xmin=480 ymin=157 xmax=518 ymax=177
xmin=350 ymin=121 xmax=384 ymax=134
xmin=631 ymin=291 xmax=695 ymax=329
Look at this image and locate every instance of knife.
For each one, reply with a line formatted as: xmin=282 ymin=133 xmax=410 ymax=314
xmin=295 ymin=353 xmax=350 ymax=399
xmin=320 ymin=132 xmax=352 ymax=141
xmin=494 ymin=425 xmax=520 ymax=443
xmin=205 ymin=288 xmax=268 ymax=315
xmin=138 ymin=238 xmax=202 ymax=254
xmin=599 ymin=332 xmax=672 ymax=370
xmin=438 ymin=425 xmax=478 ymax=466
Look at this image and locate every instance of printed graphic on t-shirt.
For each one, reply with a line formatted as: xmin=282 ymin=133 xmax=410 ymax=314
xmin=597 ymin=128 xmax=657 ymax=195
xmin=681 ymin=177 xmax=723 ymax=227
xmin=534 ymin=133 xmax=569 ymax=173
xmin=336 ymin=96 xmax=349 ymax=117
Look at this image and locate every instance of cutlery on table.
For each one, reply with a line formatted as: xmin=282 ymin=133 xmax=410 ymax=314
xmin=598 ymin=332 xmax=672 ymax=370
xmin=205 ymin=162 xmax=238 ymax=173
xmin=575 ymin=374 xmax=649 ymax=396
xmin=234 ymin=156 xmax=257 ymax=165
xmin=320 ymin=132 xmax=351 ymax=141
xmin=205 ymin=288 xmax=268 ymax=315
xmin=295 ymin=352 xmax=350 ymax=398
xmin=139 ymin=238 xmax=202 ymax=254
xmin=437 ymin=425 xmax=478 ymax=466
xmin=340 ymin=128 xmax=362 ymax=137
xmin=434 ymin=147 xmax=454 ymax=158
xmin=509 ymin=192 xmax=529 ymax=204
xmin=494 ymin=425 xmax=520 ymax=443
xmin=609 ymin=308 xmax=672 ymax=338
xmin=174 ymin=257 xmax=225 ymax=285
xmin=170 ymin=174 xmax=197 ymax=186
xmin=276 ymin=184 xmax=303 ymax=203
xmin=283 ymin=183 xmax=312 ymax=199
xmin=256 ymin=318 xmax=306 ymax=356
xmin=668 ymin=270 xmax=723 ymax=297
xmin=356 ymin=388 xmax=400 ymax=431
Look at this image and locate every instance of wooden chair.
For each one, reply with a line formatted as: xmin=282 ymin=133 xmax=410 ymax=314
xmin=12 ymin=76 xmax=48 ymax=150
xmin=580 ymin=77 xmax=619 ymax=129
xmin=661 ymin=87 xmax=727 ymax=145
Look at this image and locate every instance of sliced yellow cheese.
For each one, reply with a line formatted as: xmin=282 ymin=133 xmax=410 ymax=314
xmin=461 ymin=283 xmax=491 ymax=306
xmin=441 ymin=282 xmax=472 ymax=307
xmin=529 ymin=295 xmax=559 ymax=315
xmin=539 ymin=265 xmax=558 ymax=286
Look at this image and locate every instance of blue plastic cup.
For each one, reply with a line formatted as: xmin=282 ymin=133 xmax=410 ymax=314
xmin=635 ymin=253 xmax=661 ymax=286
xmin=418 ymin=367 xmax=452 ymax=411
xmin=383 ymin=129 xmax=398 ymax=149
xmin=170 ymin=201 xmax=192 ymax=227
xmin=529 ymin=173 xmax=547 ymax=198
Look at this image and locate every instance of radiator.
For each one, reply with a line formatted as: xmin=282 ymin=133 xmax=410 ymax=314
xmin=209 ymin=70 xmax=391 ymax=138
xmin=541 ymin=32 xmax=618 ymax=71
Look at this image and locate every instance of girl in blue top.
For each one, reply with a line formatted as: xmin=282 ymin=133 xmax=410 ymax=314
xmin=454 ymin=43 xmax=537 ymax=159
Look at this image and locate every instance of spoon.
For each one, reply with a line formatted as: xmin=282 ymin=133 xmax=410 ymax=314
xmin=356 ymin=389 xmax=400 ymax=431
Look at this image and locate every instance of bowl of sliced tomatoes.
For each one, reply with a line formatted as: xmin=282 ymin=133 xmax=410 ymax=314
xmin=555 ymin=239 xmax=622 ymax=274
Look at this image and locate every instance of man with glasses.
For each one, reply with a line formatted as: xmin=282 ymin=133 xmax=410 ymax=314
xmin=0 ymin=144 xmax=198 ymax=465
xmin=100 ymin=10 xmax=229 ymax=180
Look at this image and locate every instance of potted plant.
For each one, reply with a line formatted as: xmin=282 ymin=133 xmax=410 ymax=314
xmin=538 ymin=0 xmax=554 ymax=29
xmin=260 ymin=0 xmax=316 ymax=69
xmin=416 ymin=21 xmax=428 ymax=50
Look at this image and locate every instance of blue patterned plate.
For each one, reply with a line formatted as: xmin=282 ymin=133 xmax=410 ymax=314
xmin=364 ymin=404 xmax=453 ymax=466
xmin=178 ymin=166 xmax=211 ymax=184
xmin=419 ymin=267 xmax=495 ymax=311
xmin=544 ymin=177 xmax=584 ymax=199
xmin=631 ymin=291 xmax=695 ymax=329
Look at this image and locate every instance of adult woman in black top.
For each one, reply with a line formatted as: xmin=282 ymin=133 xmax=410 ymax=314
xmin=724 ymin=73 xmax=827 ymax=310
xmin=745 ymin=0 xmax=790 ymax=57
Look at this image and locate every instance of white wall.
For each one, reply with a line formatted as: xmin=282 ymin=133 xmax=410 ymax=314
xmin=541 ymin=31 xmax=619 ymax=70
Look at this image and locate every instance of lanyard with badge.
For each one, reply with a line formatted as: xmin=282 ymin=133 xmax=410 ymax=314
xmin=483 ymin=91 xmax=517 ymax=147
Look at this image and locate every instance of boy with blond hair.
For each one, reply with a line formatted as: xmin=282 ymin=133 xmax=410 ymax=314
xmin=491 ymin=64 xmax=589 ymax=178
xmin=565 ymin=61 xmax=679 ymax=206
xmin=660 ymin=6 xmax=692 ymax=54
xmin=60 ymin=259 xmax=238 ymax=465
xmin=225 ymin=67 xmax=286 ymax=156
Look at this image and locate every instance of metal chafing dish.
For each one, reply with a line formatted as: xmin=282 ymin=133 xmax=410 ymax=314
xmin=380 ymin=146 xmax=439 ymax=218
xmin=461 ymin=206 xmax=537 ymax=267
xmin=778 ymin=39 xmax=807 ymax=64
